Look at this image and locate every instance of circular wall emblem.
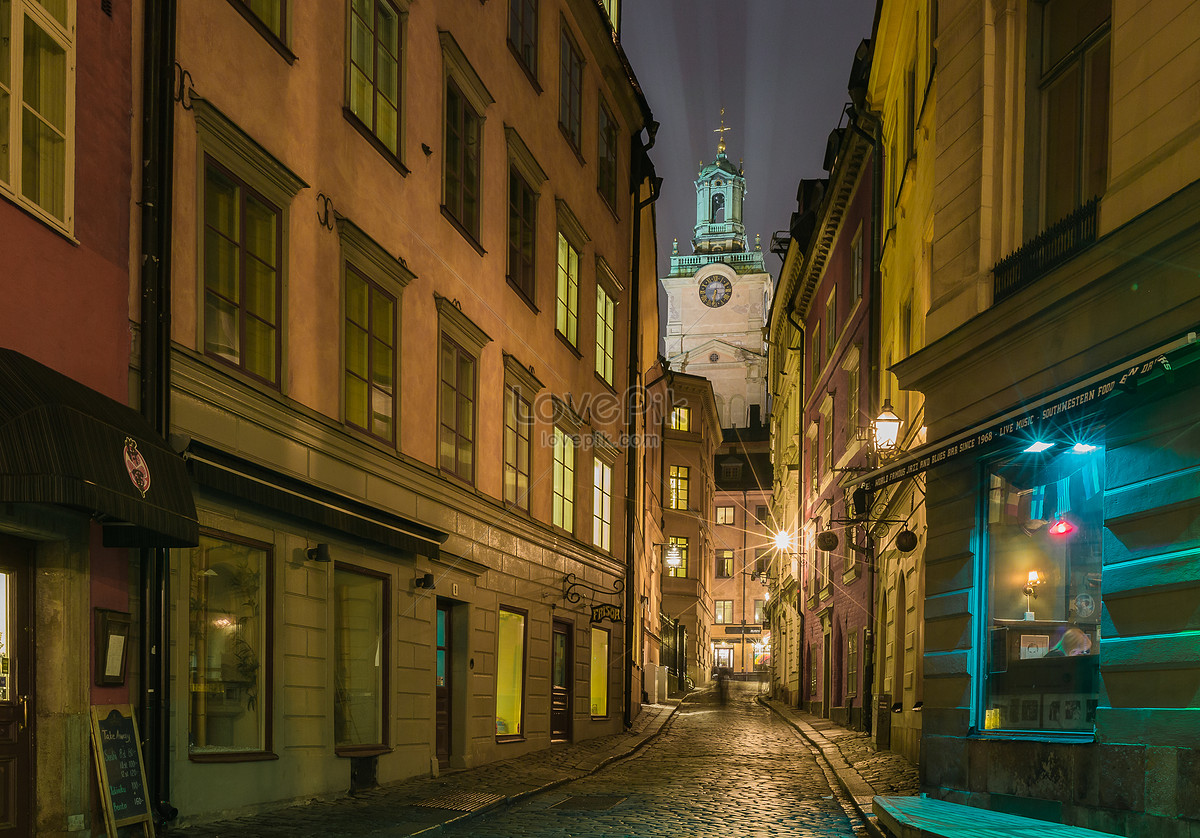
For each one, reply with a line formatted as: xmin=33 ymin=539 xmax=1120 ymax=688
xmin=709 ymin=352 xmax=720 ymax=363
xmin=699 ymin=275 xmax=732 ymax=307
xmin=1074 ymin=593 xmax=1096 ymax=619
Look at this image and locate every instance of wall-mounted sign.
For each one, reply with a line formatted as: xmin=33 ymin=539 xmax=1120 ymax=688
xmin=591 ymin=604 xmax=622 ymax=623
xmin=724 ymin=626 xmax=763 ymax=635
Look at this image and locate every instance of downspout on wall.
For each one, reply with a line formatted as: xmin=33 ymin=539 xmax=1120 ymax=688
xmin=138 ymin=0 xmax=178 ymax=824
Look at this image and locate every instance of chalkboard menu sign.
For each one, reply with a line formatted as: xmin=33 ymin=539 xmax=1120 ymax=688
xmin=90 ymin=704 xmax=155 ymax=837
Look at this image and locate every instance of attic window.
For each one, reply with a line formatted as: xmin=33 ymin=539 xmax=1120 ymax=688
xmin=721 ymin=462 xmax=742 ymax=480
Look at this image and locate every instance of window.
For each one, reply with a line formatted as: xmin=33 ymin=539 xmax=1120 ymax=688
xmin=439 ymin=336 xmax=476 ymax=483
xmin=721 ymin=461 xmax=742 ymax=481
xmin=188 ymin=531 xmax=272 ymax=755
xmin=203 ymin=160 xmax=282 ymax=386
xmin=754 ymin=549 xmax=769 ymax=577
xmin=756 ymin=505 xmax=769 ymax=523
xmin=592 ymin=458 xmax=612 ymax=550
xmin=503 ymin=385 xmax=532 ymax=509
xmin=590 ymin=626 xmax=609 ymax=717
xmin=670 ymin=406 xmax=691 ymax=431
xmin=900 ymin=295 xmax=913 ymax=358
xmin=810 ymin=441 xmax=819 ymax=494
xmin=0 ymin=0 xmax=74 ymax=229
xmin=347 ymin=0 xmax=402 ymax=159
xmin=508 ymin=168 xmax=537 ymax=300
xmin=846 ymin=363 xmax=860 ymax=443
xmin=715 ymin=506 xmax=734 ymax=525
xmin=1036 ymin=0 xmax=1110 ymax=226
xmin=558 ymin=25 xmax=583 ymax=152
xmin=508 ymin=0 xmax=537 ymax=77
xmin=496 ymin=608 xmax=526 ymax=737
xmin=809 ymin=642 xmax=818 ymax=695
xmin=825 ymin=291 xmax=837 ymax=358
xmin=667 ymin=536 xmax=688 ymax=578
xmin=597 ymin=0 xmax=618 ymax=31
xmin=444 ymin=79 xmax=481 ymax=239
xmin=234 ymin=0 xmax=286 ymax=40
xmin=595 ymin=284 xmax=615 ymax=385
xmin=555 ymin=232 xmax=580 ymax=346
xmin=668 ymin=465 xmax=690 ymax=511
xmin=754 ymin=600 xmax=766 ymax=623
xmin=982 ymin=444 xmax=1102 ymax=734
xmin=714 ymin=601 xmax=733 ymax=624
xmin=823 ymin=410 xmax=834 ymax=474
xmin=904 ymin=63 xmax=916 ymax=163
xmin=597 ymin=100 xmax=618 ymax=209
xmin=552 ymin=427 xmax=575 ymax=532
xmin=847 ymin=630 xmax=858 ymax=698
xmin=716 ymin=549 xmax=734 ymax=578
xmin=850 ymin=228 xmax=863 ymax=302
xmin=334 ymin=565 xmax=388 ymax=750
xmin=344 ymin=267 xmax=396 ymax=442
xmin=811 ymin=325 xmax=821 ymax=385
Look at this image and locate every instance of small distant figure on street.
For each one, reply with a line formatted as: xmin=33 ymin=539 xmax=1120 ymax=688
xmin=1047 ymin=626 xmax=1092 ymax=657
xmin=717 ymin=666 xmax=731 ymax=704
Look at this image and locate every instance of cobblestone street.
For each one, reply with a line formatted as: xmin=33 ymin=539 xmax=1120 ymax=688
xmin=442 ymin=682 xmax=868 ymax=837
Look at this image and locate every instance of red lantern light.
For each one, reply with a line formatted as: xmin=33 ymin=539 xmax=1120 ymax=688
xmin=1049 ymin=518 xmax=1075 ymax=536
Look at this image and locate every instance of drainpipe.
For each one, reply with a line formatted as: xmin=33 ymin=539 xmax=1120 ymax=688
xmin=624 ymin=124 xmax=660 ymax=728
xmin=139 ymin=0 xmax=177 ymax=824
xmin=786 ymin=307 xmax=805 ymax=706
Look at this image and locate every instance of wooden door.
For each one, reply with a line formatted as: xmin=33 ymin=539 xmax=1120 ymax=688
xmin=550 ymin=622 xmax=571 ymax=742
xmin=0 ymin=536 xmax=33 ymax=837
xmin=435 ymin=601 xmax=451 ymax=767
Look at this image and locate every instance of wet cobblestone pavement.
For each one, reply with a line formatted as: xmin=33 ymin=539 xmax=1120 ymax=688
xmin=442 ymin=682 xmax=864 ymax=837
xmin=169 ymin=683 xmax=918 ymax=837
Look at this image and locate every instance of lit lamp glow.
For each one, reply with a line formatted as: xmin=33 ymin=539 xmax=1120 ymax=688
xmin=1048 ymin=517 xmax=1075 ymax=536
xmin=663 ymin=543 xmax=683 ymax=570
xmin=1023 ymin=570 xmax=1043 ymax=620
xmin=872 ymin=400 xmax=902 ymax=452
xmin=773 ymin=530 xmax=792 ymax=552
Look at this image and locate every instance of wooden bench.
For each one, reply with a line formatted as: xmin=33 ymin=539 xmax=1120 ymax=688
xmin=873 ymin=795 xmax=1117 ymax=838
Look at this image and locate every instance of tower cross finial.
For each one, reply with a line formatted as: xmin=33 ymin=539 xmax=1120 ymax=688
xmin=714 ymin=107 xmax=731 ymax=155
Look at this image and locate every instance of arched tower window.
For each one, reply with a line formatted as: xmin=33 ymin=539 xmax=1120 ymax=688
xmin=711 ymin=192 xmax=725 ymax=222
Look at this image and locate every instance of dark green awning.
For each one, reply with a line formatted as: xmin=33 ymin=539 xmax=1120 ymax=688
xmin=0 ymin=348 xmax=199 ymax=548
xmin=186 ymin=442 xmax=447 ymax=560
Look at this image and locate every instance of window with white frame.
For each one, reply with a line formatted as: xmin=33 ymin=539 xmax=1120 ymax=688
xmin=0 ymin=0 xmax=75 ymax=230
xmin=595 ymin=284 xmax=615 ymax=385
xmin=847 ymin=629 xmax=858 ymax=698
xmin=552 ymin=427 xmax=575 ymax=532
xmin=668 ymin=465 xmax=689 ymax=511
xmin=714 ymin=600 xmax=733 ymax=624
xmin=850 ymin=227 xmax=863 ymax=301
xmin=592 ymin=457 xmax=612 ymax=551
xmin=556 ymin=232 xmax=580 ymax=346
xmin=715 ymin=506 xmax=734 ymax=525
xmin=666 ymin=535 xmax=688 ymax=578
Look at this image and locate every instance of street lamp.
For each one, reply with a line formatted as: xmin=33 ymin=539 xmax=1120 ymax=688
xmin=872 ymin=399 xmax=902 ymax=453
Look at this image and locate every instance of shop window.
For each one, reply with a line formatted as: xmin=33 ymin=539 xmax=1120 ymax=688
xmin=188 ymin=531 xmax=272 ymax=756
xmin=590 ymin=626 xmax=609 ymax=717
xmin=496 ymin=608 xmax=526 ymax=737
xmin=982 ymin=444 xmax=1103 ymax=734
xmin=334 ymin=565 xmax=388 ymax=750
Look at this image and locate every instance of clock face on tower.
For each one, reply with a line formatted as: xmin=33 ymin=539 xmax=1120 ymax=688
xmin=699 ymin=276 xmax=733 ymax=308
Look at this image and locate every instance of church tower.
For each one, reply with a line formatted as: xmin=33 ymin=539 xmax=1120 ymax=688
xmin=661 ymin=112 xmax=772 ymax=430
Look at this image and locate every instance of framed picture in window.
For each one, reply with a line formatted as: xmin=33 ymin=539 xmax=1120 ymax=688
xmin=94 ymin=609 xmax=132 ymax=686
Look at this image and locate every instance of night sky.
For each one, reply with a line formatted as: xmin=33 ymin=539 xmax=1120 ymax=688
xmin=622 ymin=0 xmax=877 ymax=279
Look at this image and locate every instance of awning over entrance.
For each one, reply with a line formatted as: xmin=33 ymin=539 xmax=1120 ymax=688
xmin=848 ymin=330 xmax=1200 ymax=492
xmin=0 ymin=348 xmax=199 ymax=547
xmin=186 ymin=442 xmax=448 ymax=560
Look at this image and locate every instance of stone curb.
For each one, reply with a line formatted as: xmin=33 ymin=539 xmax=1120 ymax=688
xmin=404 ymin=699 xmax=683 ymax=836
xmin=760 ymin=697 xmax=888 ymax=838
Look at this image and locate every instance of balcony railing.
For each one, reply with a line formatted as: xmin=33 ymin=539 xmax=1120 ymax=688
xmin=992 ymin=197 xmax=1098 ymax=303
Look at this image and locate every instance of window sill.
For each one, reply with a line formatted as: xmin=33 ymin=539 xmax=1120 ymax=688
xmin=597 ymin=186 xmax=620 ymax=223
xmin=441 ymin=206 xmax=486 ymax=256
xmin=439 ymin=465 xmax=476 ymax=489
xmin=555 ymin=330 xmax=583 ymax=359
xmin=496 ymin=734 xmax=526 ymax=744
xmin=506 ymin=276 xmax=539 ymax=313
xmin=593 ymin=371 xmax=618 ymax=393
xmin=507 ymin=41 xmax=542 ymax=93
xmin=190 ymin=750 xmax=280 ymax=763
xmin=842 ymin=565 xmax=860 ymax=585
xmin=335 ymin=745 xmax=393 ymax=758
xmin=558 ymin=123 xmax=586 ymax=166
xmin=226 ymin=0 xmax=296 ymax=64
xmin=343 ymin=109 xmax=409 ymax=176
xmin=969 ymin=730 xmax=1095 ymax=745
